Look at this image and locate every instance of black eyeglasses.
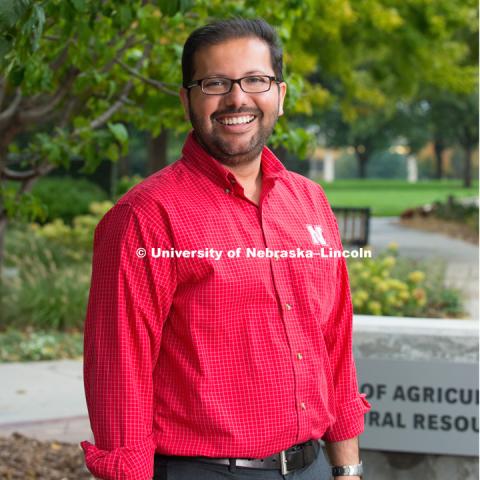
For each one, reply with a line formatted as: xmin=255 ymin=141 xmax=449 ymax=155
xmin=186 ymin=75 xmax=279 ymax=95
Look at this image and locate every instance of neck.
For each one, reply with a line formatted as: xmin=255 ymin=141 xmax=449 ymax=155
xmin=223 ymin=154 xmax=263 ymax=205
xmin=223 ymin=154 xmax=261 ymax=183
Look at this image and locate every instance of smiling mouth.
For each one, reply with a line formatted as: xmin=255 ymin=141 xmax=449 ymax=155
xmin=215 ymin=115 xmax=256 ymax=126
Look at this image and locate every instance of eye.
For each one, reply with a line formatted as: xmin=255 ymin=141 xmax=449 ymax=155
xmin=244 ymin=76 xmax=268 ymax=84
xmin=204 ymin=78 xmax=228 ymax=88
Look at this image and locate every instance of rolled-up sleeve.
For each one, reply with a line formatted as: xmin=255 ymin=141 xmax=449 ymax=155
xmin=321 ymin=257 xmax=371 ymax=442
xmin=80 ymin=202 xmax=176 ymax=480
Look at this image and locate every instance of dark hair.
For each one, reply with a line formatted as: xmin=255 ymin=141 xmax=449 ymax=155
xmin=181 ymin=18 xmax=283 ymax=87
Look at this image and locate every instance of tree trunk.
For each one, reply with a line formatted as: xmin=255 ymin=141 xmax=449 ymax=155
xmin=433 ymin=139 xmax=444 ymax=180
xmin=355 ymin=150 xmax=369 ymax=178
xmin=118 ymin=154 xmax=130 ymax=178
xmin=463 ymin=144 xmax=472 ymax=188
xmin=148 ymin=130 xmax=169 ymax=175
xmin=0 ymin=213 xmax=7 ymax=289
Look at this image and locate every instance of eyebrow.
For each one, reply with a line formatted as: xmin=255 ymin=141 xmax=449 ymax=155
xmin=202 ymin=70 xmax=270 ymax=78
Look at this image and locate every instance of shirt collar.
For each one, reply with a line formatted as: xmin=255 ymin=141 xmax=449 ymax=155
xmin=181 ymin=131 xmax=286 ymax=189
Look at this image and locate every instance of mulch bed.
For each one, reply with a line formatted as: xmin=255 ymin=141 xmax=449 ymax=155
xmin=0 ymin=433 xmax=94 ymax=479
xmin=400 ymin=217 xmax=478 ymax=244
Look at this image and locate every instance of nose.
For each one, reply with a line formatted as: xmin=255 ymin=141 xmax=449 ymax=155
xmin=223 ymin=81 xmax=248 ymax=108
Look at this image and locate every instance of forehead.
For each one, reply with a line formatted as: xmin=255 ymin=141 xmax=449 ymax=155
xmin=193 ymin=37 xmax=273 ymax=78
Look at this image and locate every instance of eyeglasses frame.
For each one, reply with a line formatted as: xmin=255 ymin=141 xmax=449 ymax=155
xmin=185 ymin=75 xmax=280 ymax=95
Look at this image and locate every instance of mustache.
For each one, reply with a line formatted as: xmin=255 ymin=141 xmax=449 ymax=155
xmin=212 ymin=107 xmax=262 ymax=120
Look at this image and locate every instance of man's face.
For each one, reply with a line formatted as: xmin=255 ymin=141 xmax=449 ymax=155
xmin=180 ymin=37 xmax=287 ymax=167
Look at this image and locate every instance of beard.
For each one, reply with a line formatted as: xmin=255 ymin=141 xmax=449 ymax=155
xmin=188 ymin=104 xmax=279 ymax=167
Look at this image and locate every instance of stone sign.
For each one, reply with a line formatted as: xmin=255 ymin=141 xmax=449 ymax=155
xmin=356 ymin=358 xmax=479 ymax=456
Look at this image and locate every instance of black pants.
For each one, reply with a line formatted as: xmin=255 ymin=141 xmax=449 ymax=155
xmin=153 ymin=444 xmax=331 ymax=480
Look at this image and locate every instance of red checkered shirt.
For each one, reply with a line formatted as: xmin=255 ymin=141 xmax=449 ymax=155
xmin=81 ymin=132 xmax=371 ymax=480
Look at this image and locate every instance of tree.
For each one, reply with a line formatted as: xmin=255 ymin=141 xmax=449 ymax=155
xmin=0 ymin=0 xmax=477 ymax=272
xmin=296 ymin=0 xmax=478 ymax=176
xmin=320 ymin=107 xmax=395 ymax=178
xmin=0 ymin=0 xmax=320 ymax=271
xmin=426 ymin=90 xmax=479 ymax=186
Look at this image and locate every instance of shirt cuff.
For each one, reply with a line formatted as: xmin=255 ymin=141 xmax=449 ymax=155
xmin=80 ymin=434 xmax=156 ymax=480
xmin=322 ymin=393 xmax=371 ymax=442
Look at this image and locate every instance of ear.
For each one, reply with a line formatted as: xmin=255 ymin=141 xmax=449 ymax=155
xmin=277 ymin=82 xmax=287 ymax=117
xmin=179 ymin=87 xmax=190 ymax=121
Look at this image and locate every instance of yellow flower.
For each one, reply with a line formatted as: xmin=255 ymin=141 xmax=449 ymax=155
xmin=375 ymin=282 xmax=389 ymax=293
xmin=352 ymin=290 xmax=369 ymax=308
xmin=398 ymin=290 xmax=410 ymax=301
xmin=357 ymin=290 xmax=369 ymax=302
xmin=386 ymin=295 xmax=404 ymax=306
xmin=382 ymin=256 xmax=396 ymax=268
xmin=387 ymin=242 xmax=399 ymax=252
xmin=412 ymin=288 xmax=427 ymax=306
xmin=408 ymin=271 xmax=426 ymax=284
xmin=367 ymin=301 xmax=382 ymax=315
xmin=89 ymin=201 xmax=114 ymax=216
xmin=360 ymin=271 xmax=370 ymax=280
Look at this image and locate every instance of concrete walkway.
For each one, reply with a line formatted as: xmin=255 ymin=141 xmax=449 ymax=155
xmin=0 ymin=218 xmax=477 ymax=446
xmin=0 ymin=360 xmax=92 ymax=444
xmin=369 ymin=217 xmax=479 ymax=320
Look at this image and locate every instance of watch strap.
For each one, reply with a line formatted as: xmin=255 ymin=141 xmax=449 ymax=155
xmin=331 ymin=460 xmax=363 ymax=477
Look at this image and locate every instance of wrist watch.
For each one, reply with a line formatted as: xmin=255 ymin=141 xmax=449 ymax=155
xmin=331 ymin=460 xmax=363 ymax=477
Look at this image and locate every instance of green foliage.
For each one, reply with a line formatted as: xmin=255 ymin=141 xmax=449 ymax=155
xmin=116 ymin=174 xmax=144 ymax=198
xmin=432 ymin=197 xmax=477 ymax=221
xmin=2 ymin=243 xmax=91 ymax=331
xmin=1 ymin=0 xmax=477 ymax=264
xmin=1 ymin=201 xmax=112 ymax=331
xmin=348 ymin=244 xmax=465 ymax=318
xmin=1 ymin=183 xmax=48 ymax=222
xmin=31 ymin=200 xmax=113 ymax=254
xmin=0 ymin=328 xmax=83 ymax=362
xmin=30 ymin=176 xmax=108 ymax=224
xmin=320 ymin=179 xmax=478 ymax=216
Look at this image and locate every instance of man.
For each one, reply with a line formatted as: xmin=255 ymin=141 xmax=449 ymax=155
xmin=81 ymin=18 xmax=370 ymax=480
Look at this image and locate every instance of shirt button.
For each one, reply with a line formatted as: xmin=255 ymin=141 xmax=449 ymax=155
xmin=300 ymin=402 xmax=306 ymax=410
xmin=225 ymin=188 xmax=231 ymax=194
xmin=297 ymin=353 xmax=303 ymax=360
xmin=285 ymin=303 xmax=292 ymax=311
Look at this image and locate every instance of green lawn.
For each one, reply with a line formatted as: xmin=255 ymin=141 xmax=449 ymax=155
xmin=318 ymin=179 xmax=479 ymax=216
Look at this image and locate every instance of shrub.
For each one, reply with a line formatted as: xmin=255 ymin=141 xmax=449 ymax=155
xmin=31 ymin=176 xmax=108 ymax=224
xmin=1 ymin=201 xmax=113 ymax=332
xmin=347 ymin=243 xmax=465 ymax=318
xmin=2 ymin=239 xmax=91 ymax=331
xmin=31 ymin=200 xmax=113 ymax=255
xmin=116 ymin=174 xmax=144 ymax=198
xmin=0 ymin=328 xmax=83 ymax=362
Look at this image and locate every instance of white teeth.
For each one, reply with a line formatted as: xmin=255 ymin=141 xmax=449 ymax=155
xmin=218 ymin=115 xmax=255 ymax=125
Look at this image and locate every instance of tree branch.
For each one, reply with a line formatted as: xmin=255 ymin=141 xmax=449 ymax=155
xmin=15 ymin=175 xmax=42 ymax=201
xmin=49 ymin=41 xmax=72 ymax=71
xmin=84 ymin=88 xmax=133 ymax=132
xmin=75 ymin=44 xmax=152 ymax=133
xmin=101 ymin=34 xmax=140 ymax=73
xmin=0 ymin=77 xmax=5 ymax=111
xmin=0 ymin=89 xmax=22 ymax=127
xmin=1 ymin=162 xmax=55 ymax=181
xmin=18 ymin=68 xmax=80 ymax=123
xmin=116 ymin=60 xmax=179 ymax=96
